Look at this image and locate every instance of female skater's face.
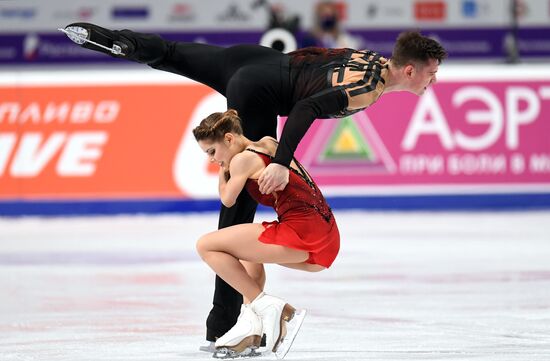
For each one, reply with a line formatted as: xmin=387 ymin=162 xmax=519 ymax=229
xmin=198 ymin=134 xmax=235 ymax=170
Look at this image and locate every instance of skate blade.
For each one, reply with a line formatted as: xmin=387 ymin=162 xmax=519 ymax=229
xmin=275 ymin=308 xmax=306 ymax=359
xmin=199 ymin=341 xmax=216 ymax=353
xmin=213 ymin=346 xmax=262 ymax=359
xmin=58 ymin=27 xmax=125 ymax=56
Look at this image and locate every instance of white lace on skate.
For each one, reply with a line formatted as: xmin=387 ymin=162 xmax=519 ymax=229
xmin=58 ymin=26 xmax=125 ymax=56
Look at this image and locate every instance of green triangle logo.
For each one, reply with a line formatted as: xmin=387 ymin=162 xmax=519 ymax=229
xmin=322 ymin=117 xmax=373 ymax=160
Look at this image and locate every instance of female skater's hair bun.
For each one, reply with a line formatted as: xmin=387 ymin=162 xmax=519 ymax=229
xmin=193 ymin=109 xmax=243 ymax=141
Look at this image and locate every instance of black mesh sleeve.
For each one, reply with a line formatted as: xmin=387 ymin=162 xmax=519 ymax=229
xmin=273 ymin=87 xmax=348 ymax=166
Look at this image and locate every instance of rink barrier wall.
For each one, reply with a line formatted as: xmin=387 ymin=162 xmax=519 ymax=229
xmin=1 ymin=193 xmax=550 ymax=217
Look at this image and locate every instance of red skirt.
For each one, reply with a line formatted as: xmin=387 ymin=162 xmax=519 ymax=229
xmin=257 ymin=213 xmax=340 ymax=268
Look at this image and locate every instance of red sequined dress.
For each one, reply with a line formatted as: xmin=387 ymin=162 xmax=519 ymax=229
xmin=245 ymin=149 xmax=340 ymax=268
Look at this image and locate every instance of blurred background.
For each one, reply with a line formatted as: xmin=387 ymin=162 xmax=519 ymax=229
xmin=1 ymin=0 xmax=549 ymax=215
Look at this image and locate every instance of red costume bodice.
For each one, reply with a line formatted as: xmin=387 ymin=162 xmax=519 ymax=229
xmin=244 ymin=149 xmax=332 ymax=223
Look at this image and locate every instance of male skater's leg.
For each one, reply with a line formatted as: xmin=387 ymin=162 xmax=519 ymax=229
xmin=63 ymin=23 xmax=284 ymax=345
xmin=204 ymin=82 xmax=279 ymax=342
xmin=65 ymin=23 xmax=231 ymax=94
xmin=63 ymin=23 xmax=284 ymax=97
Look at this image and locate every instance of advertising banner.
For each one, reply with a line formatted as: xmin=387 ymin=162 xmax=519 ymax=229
xmin=3 ymin=28 xmax=550 ymax=65
xmin=1 ymin=66 xmax=549 ymax=214
xmin=0 ymin=77 xmax=214 ymax=199
xmin=293 ymin=78 xmax=550 ymax=194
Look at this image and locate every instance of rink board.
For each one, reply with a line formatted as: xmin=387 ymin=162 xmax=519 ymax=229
xmin=1 ymin=65 xmax=549 ymax=215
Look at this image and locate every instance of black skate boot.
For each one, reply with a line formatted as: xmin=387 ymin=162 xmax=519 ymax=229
xmin=60 ymin=23 xmax=135 ymax=58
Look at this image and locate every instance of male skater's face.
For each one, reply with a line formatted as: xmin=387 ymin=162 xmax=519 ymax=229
xmin=408 ymin=58 xmax=439 ymax=95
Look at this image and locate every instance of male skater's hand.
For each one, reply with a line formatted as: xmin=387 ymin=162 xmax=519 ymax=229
xmin=258 ymin=163 xmax=289 ymax=194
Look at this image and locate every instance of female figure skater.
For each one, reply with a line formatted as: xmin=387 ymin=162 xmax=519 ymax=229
xmin=193 ymin=109 xmax=340 ymax=357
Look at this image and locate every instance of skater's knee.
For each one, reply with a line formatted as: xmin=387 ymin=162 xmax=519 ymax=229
xmin=196 ymin=233 xmax=213 ymax=259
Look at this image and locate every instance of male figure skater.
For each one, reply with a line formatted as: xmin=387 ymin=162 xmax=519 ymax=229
xmin=61 ymin=23 xmax=446 ymax=350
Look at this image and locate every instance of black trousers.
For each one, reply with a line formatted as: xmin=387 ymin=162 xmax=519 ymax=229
xmin=120 ymin=30 xmax=291 ymax=341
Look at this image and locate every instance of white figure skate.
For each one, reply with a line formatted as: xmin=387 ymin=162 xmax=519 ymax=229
xmin=213 ymin=304 xmax=263 ymax=359
xmin=250 ymin=292 xmax=305 ymax=358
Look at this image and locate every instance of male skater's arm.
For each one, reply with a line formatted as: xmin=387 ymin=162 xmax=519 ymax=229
xmin=258 ymin=87 xmax=348 ymax=194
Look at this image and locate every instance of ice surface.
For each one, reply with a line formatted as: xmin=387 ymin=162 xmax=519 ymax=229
xmin=1 ymin=211 xmax=549 ymax=360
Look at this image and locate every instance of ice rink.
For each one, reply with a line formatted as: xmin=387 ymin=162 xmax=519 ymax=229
xmin=1 ymin=210 xmax=549 ymax=361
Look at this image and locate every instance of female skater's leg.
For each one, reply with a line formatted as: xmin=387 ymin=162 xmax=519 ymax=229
xmin=206 ymin=191 xmax=257 ymax=342
xmin=205 ymin=76 xmax=279 ymax=342
xmin=196 ymin=224 xmax=309 ymax=301
xmin=197 ymin=223 xmax=310 ymax=353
